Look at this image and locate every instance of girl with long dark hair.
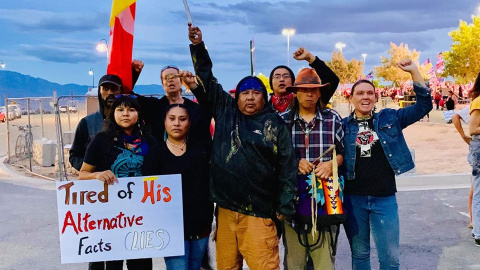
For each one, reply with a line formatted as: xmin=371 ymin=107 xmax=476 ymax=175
xmin=79 ymin=94 xmax=156 ymax=270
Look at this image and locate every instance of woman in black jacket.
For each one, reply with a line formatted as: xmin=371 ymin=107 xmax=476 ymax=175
xmin=143 ymin=104 xmax=213 ymax=270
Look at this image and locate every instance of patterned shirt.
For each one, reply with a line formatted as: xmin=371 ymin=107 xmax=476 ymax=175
xmin=280 ymin=108 xmax=345 ymax=162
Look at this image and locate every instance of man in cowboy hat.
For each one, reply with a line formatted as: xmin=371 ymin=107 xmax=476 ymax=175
xmin=280 ymin=61 xmax=345 ymax=269
xmin=269 ymin=47 xmax=339 ymax=114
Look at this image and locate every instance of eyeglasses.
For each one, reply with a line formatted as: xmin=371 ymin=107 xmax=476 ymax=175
xmin=163 ymin=73 xmax=181 ymax=82
xmin=273 ymin=74 xmax=291 ymax=79
xmin=115 ymin=94 xmax=137 ymax=99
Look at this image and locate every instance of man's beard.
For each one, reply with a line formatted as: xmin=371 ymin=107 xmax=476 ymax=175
xmin=103 ymin=95 xmax=116 ymax=108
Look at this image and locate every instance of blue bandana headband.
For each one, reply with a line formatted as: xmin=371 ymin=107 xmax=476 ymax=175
xmin=237 ymin=77 xmax=264 ymax=93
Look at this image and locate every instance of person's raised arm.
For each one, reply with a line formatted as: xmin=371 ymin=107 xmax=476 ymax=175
xmin=131 ymin=59 xmax=144 ymax=88
xmin=397 ymin=59 xmax=426 ymax=88
xmin=293 ymin=47 xmax=340 ymax=105
xmin=188 ymin=23 xmax=233 ymax=119
xmin=395 ymin=59 xmax=432 ymax=128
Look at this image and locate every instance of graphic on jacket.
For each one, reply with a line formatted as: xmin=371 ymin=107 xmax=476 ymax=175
xmin=356 ymin=121 xmax=378 ymax=158
xmin=263 ymin=119 xmax=278 ymax=154
xmin=111 ymin=148 xmax=144 ymax=177
xmin=226 ymin=126 xmax=241 ymax=163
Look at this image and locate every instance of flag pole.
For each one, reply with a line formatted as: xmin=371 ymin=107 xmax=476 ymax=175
xmin=250 ymin=39 xmax=255 ymax=76
xmin=182 ymin=0 xmax=194 ymax=25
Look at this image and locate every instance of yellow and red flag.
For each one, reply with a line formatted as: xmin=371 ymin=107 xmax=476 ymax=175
xmin=107 ymin=0 xmax=136 ymax=93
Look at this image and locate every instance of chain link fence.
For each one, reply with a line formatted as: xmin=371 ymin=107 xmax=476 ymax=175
xmin=4 ymin=93 xmax=85 ymax=180
xmin=4 ymin=91 xmax=165 ymax=180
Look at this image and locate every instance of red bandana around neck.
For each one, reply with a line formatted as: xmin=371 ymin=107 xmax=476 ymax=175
xmin=272 ymin=93 xmax=294 ymax=112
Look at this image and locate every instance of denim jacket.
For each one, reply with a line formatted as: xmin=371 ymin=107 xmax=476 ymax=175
xmin=342 ymin=82 xmax=433 ymax=180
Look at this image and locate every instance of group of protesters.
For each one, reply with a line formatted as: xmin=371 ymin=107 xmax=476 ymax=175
xmin=68 ymin=23 xmax=433 ymax=270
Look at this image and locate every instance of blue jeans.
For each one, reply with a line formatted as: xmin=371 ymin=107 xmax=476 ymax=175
xmin=164 ymin=237 xmax=209 ymax=270
xmin=470 ymin=139 xmax=480 ymax=239
xmin=343 ymin=194 xmax=400 ymax=270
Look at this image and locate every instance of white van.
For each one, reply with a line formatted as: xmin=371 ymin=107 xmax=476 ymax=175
xmin=8 ymin=104 xmax=21 ymax=119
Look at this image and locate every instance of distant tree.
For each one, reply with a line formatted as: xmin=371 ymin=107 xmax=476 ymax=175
xmin=347 ymin=59 xmax=363 ymax=83
xmin=326 ymin=51 xmax=363 ymax=87
xmin=444 ymin=16 xmax=480 ymax=84
xmin=375 ymin=42 xmax=421 ymax=86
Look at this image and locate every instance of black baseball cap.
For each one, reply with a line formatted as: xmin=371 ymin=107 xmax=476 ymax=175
xmin=98 ymin=74 xmax=123 ymax=87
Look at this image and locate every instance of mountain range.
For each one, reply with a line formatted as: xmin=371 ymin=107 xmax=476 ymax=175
xmin=0 ymin=70 xmax=165 ymax=98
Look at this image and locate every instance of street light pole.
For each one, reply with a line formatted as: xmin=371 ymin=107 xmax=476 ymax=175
xmin=89 ymin=68 xmax=95 ymax=89
xmin=361 ymin=53 xmax=367 ymax=75
xmin=282 ymin=29 xmax=295 ymax=67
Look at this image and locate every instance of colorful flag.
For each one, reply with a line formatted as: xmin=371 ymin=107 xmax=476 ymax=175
xmin=424 ymin=58 xmax=436 ymax=80
xmin=107 ymin=0 xmax=136 ymax=93
xmin=436 ymin=52 xmax=445 ymax=74
xmin=365 ymin=72 xmax=373 ymax=80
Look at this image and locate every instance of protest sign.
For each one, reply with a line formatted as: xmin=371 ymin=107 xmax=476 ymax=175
xmin=56 ymin=175 xmax=184 ymax=264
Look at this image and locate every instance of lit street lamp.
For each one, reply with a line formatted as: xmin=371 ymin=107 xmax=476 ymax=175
xmin=96 ymin=39 xmax=109 ymax=56
xmin=282 ymin=28 xmax=295 ymax=67
xmin=89 ymin=68 xmax=95 ymax=89
xmin=0 ymin=60 xmax=5 ymax=69
xmin=335 ymin=42 xmax=346 ymax=53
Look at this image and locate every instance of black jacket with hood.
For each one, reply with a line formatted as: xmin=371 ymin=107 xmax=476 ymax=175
xmin=69 ymin=88 xmax=108 ymax=171
xmin=190 ymin=41 xmax=297 ymax=218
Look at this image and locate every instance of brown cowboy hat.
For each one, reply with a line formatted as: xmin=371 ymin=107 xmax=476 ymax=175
xmin=286 ymin=68 xmax=330 ymax=93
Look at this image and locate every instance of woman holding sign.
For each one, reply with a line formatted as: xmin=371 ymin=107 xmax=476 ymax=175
xmin=79 ymin=94 xmax=156 ymax=270
xmin=144 ymin=103 xmax=214 ymax=270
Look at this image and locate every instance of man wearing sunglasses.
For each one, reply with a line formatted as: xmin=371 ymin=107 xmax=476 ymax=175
xmin=69 ymin=74 xmax=124 ymax=171
xmin=130 ymin=61 xmax=212 ymax=154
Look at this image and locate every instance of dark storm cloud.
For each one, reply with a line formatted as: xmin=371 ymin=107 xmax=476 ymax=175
xmin=0 ymin=9 xmax=107 ymax=33
xmin=194 ymin=0 xmax=478 ymax=34
xmin=21 ymin=44 xmax=99 ymax=63
xmin=20 ymin=13 xmax=107 ymax=33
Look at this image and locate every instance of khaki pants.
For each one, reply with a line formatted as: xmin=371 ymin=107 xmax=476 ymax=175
xmin=283 ymin=222 xmax=336 ymax=270
xmin=216 ymin=207 xmax=280 ymax=270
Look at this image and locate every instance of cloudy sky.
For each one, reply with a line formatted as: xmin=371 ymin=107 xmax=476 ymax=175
xmin=1 ymin=0 xmax=479 ymax=90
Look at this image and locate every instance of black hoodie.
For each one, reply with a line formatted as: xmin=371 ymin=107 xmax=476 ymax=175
xmin=190 ymin=41 xmax=297 ymax=218
xmin=69 ymin=87 xmax=109 ymax=171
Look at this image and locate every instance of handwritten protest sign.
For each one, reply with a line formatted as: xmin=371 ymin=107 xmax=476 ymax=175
xmin=56 ymin=175 xmax=184 ymax=264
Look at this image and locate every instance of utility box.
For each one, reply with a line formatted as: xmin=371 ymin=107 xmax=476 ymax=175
xmin=33 ymin=138 xmax=57 ymax=167
xmin=62 ymin=131 xmax=75 ymax=145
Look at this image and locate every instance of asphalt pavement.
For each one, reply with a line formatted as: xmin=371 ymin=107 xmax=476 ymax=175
xmin=0 ymin=168 xmax=479 ymax=269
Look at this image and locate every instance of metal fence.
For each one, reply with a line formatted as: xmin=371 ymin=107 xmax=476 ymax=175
xmin=4 ymin=91 xmax=168 ymax=180
xmin=4 ymin=94 xmax=57 ymax=179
